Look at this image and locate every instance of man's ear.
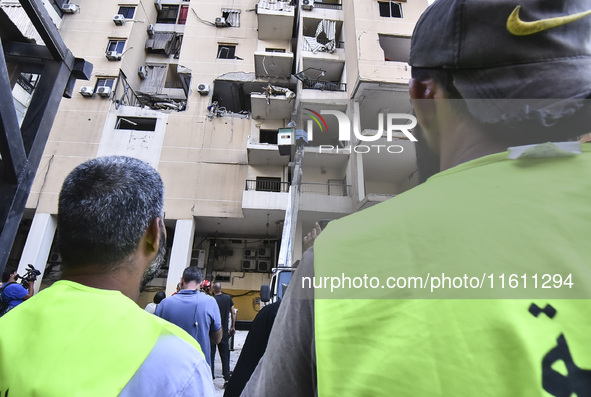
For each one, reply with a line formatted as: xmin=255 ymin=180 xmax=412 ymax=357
xmin=409 ymin=78 xmax=443 ymax=141
xmin=144 ymin=217 xmax=161 ymax=255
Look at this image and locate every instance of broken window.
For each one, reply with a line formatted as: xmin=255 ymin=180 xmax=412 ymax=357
xmin=378 ymin=1 xmax=402 ymax=18
xmin=221 ymin=9 xmax=240 ymax=27
xmin=378 ymin=34 xmax=411 ymax=62
xmin=217 ymin=44 xmax=236 ymax=59
xmin=260 ymin=129 xmax=278 ymax=144
xmin=138 ymin=64 xmax=167 ymax=95
xmin=146 ymin=32 xmax=183 ymax=57
xmin=302 ymin=19 xmax=337 ymax=53
xmin=115 ymin=117 xmax=157 ymax=131
xmin=157 ymin=5 xmax=179 ymax=23
xmin=118 ymin=6 xmax=135 ymax=18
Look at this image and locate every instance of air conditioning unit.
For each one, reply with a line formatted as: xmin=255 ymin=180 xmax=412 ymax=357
xmin=257 ymin=260 xmax=272 ymax=272
xmin=301 ymin=0 xmax=314 ymax=10
xmin=197 ymin=83 xmax=210 ymax=95
xmin=190 ymin=249 xmax=206 ymax=268
xmin=258 ymin=247 xmax=271 ymax=258
xmin=105 ymin=51 xmax=121 ymax=61
xmin=147 ymin=24 xmax=155 ymax=36
xmin=242 ymin=259 xmax=256 ymax=270
xmin=244 ymin=249 xmax=256 ymax=258
xmin=96 ymin=86 xmax=112 ymax=97
xmin=61 ymin=3 xmax=79 ymax=13
xmin=138 ymin=66 xmax=148 ymax=79
xmin=215 ymin=17 xmax=227 ymax=27
xmin=79 ymin=86 xmax=94 ymax=97
xmin=113 ymin=14 xmax=125 ymax=25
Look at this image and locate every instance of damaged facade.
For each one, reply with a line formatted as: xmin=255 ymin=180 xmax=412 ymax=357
xmin=7 ymin=0 xmax=429 ymax=326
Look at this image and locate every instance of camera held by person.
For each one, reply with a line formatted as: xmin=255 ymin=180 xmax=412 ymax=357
xmin=15 ymin=264 xmax=41 ymax=289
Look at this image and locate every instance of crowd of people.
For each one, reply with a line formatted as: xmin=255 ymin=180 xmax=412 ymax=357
xmin=2 ymin=0 xmax=591 ymax=394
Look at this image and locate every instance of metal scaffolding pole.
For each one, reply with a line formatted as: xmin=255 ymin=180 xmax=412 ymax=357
xmin=0 ymin=0 xmax=92 ymax=273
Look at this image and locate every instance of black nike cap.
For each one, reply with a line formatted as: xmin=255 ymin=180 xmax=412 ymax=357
xmin=410 ymin=0 xmax=591 ymax=124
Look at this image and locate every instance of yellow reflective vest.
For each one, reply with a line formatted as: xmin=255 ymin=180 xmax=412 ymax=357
xmin=0 ymin=280 xmax=202 ymax=396
xmin=315 ymin=147 xmax=591 ymax=396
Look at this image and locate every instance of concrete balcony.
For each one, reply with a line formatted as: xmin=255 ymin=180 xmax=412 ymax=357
xmin=254 ymin=51 xmax=294 ymax=79
xmin=251 ymin=91 xmax=295 ymax=120
xmin=246 ymin=141 xmax=290 ymax=166
xmin=257 ymin=0 xmax=295 ymax=40
xmin=242 ymin=181 xmax=289 ymax=213
xmin=299 ymin=182 xmax=353 ymax=214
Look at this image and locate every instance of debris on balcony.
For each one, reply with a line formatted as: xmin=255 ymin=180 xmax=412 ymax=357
xmin=207 ymin=101 xmax=250 ymax=119
xmin=145 ymin=32 xmax=183 ymax=58
xmin=302 ymin=19 xmax=337 ymax=53
xmin=262 ymin=84 xmax=295 ymax=105
xmin=257 ymin=0 xmax=295 ymax=12
xmin=211 ymin=72 xmax=296 ymax=116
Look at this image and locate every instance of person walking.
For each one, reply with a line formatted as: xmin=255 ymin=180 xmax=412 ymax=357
xmin=156 ymin=266 xmax=222 ymax=369
xmin=210 ymin=282 xmax=236 ymax=385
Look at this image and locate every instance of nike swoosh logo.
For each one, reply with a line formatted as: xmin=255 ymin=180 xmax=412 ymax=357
xmin=507 ymin=5 xmax=591 ymax=36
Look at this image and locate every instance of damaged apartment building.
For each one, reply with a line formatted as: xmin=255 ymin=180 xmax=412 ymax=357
xmin=6 ymin=0 xmax=429 ymax=327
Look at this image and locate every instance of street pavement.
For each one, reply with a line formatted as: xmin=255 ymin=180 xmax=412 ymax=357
xmin=212 ymin=330 xmax=248 ymax=396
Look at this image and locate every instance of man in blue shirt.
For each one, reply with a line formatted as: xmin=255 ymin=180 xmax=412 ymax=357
xmin=0 ymin=270 xmax=34 ymax=316
xmin=156 ymin=266 xmax=222 ymax=368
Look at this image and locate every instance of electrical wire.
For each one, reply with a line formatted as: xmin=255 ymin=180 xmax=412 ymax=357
xmin=191 ymin=7 xmax=216 ymax=26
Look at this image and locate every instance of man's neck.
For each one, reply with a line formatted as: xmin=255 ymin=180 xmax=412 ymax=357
xmin=438 ymin=118 xmax=509 ymax=171
xmin=61 ymin=269 xmax=142 ymax=302
xmin=182 ymin=281 xmax=200 ymax=291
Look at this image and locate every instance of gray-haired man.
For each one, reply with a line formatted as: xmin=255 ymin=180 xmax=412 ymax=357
xmin=0 ymin=156 xmax=214 ymax=396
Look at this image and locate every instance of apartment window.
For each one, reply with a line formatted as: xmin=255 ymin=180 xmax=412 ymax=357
xmin=178 ymin=5 xmax=189 ymax=24
xmin=260 ymin=129 xmax=278 ymax=144
xmin=95 ymin=78 xmax=116 ymax=90
xmin=221 ymin=9 xmax=240 ymax=27
xmin=107 ymin=40 xmax=125 ymax=53
xmin=217 ymin=44 xmax=236 ymax=59
xmin=118 ymin=6 xmax=135 ymax=18
xmin=378 ymin=1 xmax=402 ymax=18
xmin=378 ymin=34 xmax=410 ymax=62
xmin=115 ymin=116 xmax=157 ymax=131
xmin=157 ymin=5 xmax=179 ymax=23
xmin=265 ymin=48 xmax=286 ymax=53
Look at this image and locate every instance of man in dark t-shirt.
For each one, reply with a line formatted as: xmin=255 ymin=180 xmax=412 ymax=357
xmin=211 ymin=283 xmax=236 ymax=384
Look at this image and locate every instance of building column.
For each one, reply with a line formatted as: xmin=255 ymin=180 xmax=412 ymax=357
xmin=165 ymin=219 xmax=195 ymax=296
xmin=17 ymin=213 xmax=57 ymax=293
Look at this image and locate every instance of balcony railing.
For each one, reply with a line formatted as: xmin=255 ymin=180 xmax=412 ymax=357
xmin=315 ymin=37 xmax=345 ymax=49
xmin=314 ymin=2 xmax=342 ymax=10
xmin=301 ymin=182 xmax=350 ymax=196
xmin=245 ymin=180 xmax=350 ymax=196
xmin=302 ymin=80 xmax=346 ymax=92
xmin=245 ymin=180 xmax=290 ymax=193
